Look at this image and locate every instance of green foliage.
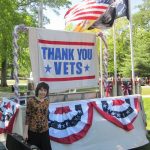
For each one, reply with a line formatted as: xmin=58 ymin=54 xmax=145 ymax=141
xmin=133 ymin=28 xmax=150 ymax=77
xmin=106 ymin=18 xmax=131 ymax=76
xmin=133 ymin=0 xmax=150 ymax=31
xmin=0 ymin=0 xmax=37 ymax=83
xmin=105 ymin=0 xmax=150 ymax=77
xmin=0 ymin=0 xmax=71 ymax=86
xmin=132 ymin=0 xmax=150 ymax=77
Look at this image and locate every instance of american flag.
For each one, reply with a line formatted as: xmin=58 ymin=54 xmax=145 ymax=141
xmin=64 ymin=0 xmax=112 ymax=24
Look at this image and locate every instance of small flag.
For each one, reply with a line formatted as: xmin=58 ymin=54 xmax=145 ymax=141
xmin=115 ymin=0 xmax=129 ymax=19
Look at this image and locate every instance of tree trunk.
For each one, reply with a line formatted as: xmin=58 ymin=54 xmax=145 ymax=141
xmin=1 ymin=59 xmax=7 ymax=87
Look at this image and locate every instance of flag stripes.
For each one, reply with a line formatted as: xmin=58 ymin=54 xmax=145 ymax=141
xmin=65 ymin=0 xmax=109 ymax=23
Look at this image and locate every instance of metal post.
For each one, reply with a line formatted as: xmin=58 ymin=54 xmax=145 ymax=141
xmin=129 ymin=0 xmax=135 ymax=94
xmin=113 ymin=22 xmax=117 ymax=96
xmin=100 ymin=38 xmax=104 ymax=97
xmin=38 ymin=0 xmax=43 ymax=28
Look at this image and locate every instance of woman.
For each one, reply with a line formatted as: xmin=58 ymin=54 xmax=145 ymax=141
xmin=23 ymin=82 xmax=52 ymax=150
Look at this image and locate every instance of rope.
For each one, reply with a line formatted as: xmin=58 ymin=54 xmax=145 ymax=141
xmin=13 ymin=24 xmax=28 ymax=102
xmin=97 ymin=32 xmax=108 ymax=96
xmin=103 ymin=47 xmax=108 ymax=90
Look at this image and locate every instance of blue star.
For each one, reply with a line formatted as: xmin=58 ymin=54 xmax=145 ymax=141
xmin=84 ymin=64 xmax=90 ymax=71
xmin=45 ymin=64 xmax=51 ymax=73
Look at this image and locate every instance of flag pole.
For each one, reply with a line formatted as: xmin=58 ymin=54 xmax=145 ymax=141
xmin=113 ymin=21 xmax=117 ymax=96
xmin=100 ymin=38 xmax=104 ymax=97
xmin=38 ymin=0 xmax=43 ymax=28
xmin=128 ymin=0 xmax=135 ymax=94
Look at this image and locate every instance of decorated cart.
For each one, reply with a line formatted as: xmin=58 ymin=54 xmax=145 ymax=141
xmin=0 ymin=25 xmax=149 ymax=150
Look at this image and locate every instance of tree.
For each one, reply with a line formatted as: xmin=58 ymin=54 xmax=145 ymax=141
xmin=105 ymin=18 xmax=130 ymax=77
xmin=0 ymin=0 xmax=36 ymax=86
xmin=106 ymin=0 xmax=150 ymax=77
xmin=133 ymin=0 xmax=150 ymax=31
xmin=0 ymin=0 xmax=71 ymax=87
xmin=132 ymin=0 xmax=150 ymax=77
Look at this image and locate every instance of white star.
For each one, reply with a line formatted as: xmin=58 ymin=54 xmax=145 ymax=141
xmin=58 ymin=124 xmax=62 ymax=129
xmin=111 ymin=112 xmax=115 ymax=115
xmin=116 ymin=113 xmax=121 ymax=117
xmin=103 ymin=104 xmax=107 ymax=108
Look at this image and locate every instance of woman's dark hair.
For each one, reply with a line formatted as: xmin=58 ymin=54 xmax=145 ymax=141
xmin=35 ymin=82 xmax=49 ymax=97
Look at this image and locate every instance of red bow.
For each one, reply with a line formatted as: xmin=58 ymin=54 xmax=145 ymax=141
xmin=121 ymin=82 xmax=132 ymax=95
xmin=105 ymin=82 xmax=113 ymax=97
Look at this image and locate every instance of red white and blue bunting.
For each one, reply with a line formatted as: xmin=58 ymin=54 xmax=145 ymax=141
xmin=48 ymin=101 xmax=93 ymax=144
xmin=0 ymin=96 xmax=140 ymax=144
xmin=0 ymin=98 xmax=19 ymax=133
xmin=92 ymin=96 xmax=140 ymax=131
xmin=48 ymin=96 xmax=140 ymax=144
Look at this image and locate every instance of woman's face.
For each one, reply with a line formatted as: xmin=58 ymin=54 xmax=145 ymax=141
xmin=38 ymin=87 xmax=47 ymax=99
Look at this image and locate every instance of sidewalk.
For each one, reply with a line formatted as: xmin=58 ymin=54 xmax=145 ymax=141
xmin=0 ymin=91 xmax=150 ymax=98
xmin=142 ymin=95 xmax=150 ymax=98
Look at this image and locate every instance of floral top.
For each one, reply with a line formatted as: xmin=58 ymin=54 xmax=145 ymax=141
xmin=25 ymin=97 xmax=49 ymax=133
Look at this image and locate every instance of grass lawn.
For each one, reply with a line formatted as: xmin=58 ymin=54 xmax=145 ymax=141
xmin=143 ymin=97 xmax=150 ymax=130
xmin=138 ymin=87 xmax=150 ymax=150
xmin=0 ymin=80 xmax=28 ymax=95
xmin=142 ymin=86 xmax=150 ymax=95
xmin=0 ymin=86 xmax=12 ymax=93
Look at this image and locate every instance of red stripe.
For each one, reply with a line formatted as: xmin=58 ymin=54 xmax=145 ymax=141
xmin=73 ymin=10 xmax=105 ymax=16
xmin=38 ymin=40 xmax=95 ymax=46
xmin=55 ymin=106 xmax=71 ymax=114
xmin=69 ymin=6 xmax=107 ymax=17
xmin=134 ymin=98 xmax=140 ymax=112
xmin=40 ymin=76 xmax=95 ymax=82
xmin=67 ymin=11 xmax=104 ymax=21
xmin=66 ymin=6 xmax=107 ymax=21
xmin=65 ymin=1 xmax=99 ymax=18
xmin=65 ymin=2 xmax=95 ymax=17
xmin=65 ymin=4 xmax=79 ymax=17
xmin=113 ymin=100 xmax=125 ymax=106
xmin=65 ymin=1 xmax=108 ymax=18
xmin=73 ymin=5 xmax=108 ymax=14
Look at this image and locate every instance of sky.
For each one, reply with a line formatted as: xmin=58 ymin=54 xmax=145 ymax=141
xmin=44 ymin=0 xmax=143 ymax=30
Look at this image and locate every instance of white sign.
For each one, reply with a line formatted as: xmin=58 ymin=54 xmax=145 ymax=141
xmin=29 ymin=28 xmax=99 ymax=92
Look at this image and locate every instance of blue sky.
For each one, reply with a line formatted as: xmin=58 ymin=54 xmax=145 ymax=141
xmin=45 ymin=0 xmax=143 ymax=30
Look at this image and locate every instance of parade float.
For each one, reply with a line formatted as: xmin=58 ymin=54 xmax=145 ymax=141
xmin=0 ymin=0 xmax=149 ymax=149
xmin=0 ymin=25 xmax=149 ymax=150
